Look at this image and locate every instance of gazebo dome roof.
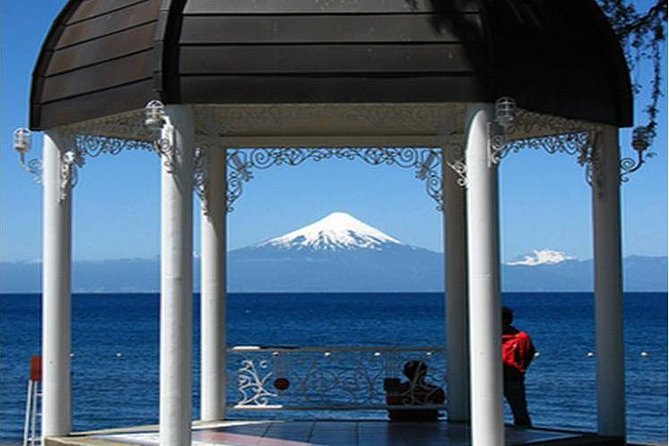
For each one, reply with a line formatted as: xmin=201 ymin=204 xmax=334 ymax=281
xmin=31 ymin=0 xmax=632 ymax=130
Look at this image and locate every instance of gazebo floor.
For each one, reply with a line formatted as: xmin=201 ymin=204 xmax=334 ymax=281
xmin=45 ymin=420 xmax=628 ymax=446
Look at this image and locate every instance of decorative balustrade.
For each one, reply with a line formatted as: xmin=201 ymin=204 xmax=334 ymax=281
xmin=226 ymin=346 xmax=447 ymax=412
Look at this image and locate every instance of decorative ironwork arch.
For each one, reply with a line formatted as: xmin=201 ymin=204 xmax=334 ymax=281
xmin=224 ymin=147 xmax=444 ymax=213
xmin=14 ymin=101 xmax=650 ymax=208
xmin=486 ymin=104 xmax=652 ymax=186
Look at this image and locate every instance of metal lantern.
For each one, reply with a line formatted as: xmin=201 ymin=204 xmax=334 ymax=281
xmin=144 ymin=100 xmax=165 ymax=130
xmin=631 ymin=126 xmax=650 ymax=153
xmin=495 ymin=97 xmax=516 ymax=130
xmin=14 ymin=127 xmax=42 ymax=183
xmin=620 ymin=125 xmax=655 ymax=177
xmin=14 ymin=128 xmax=32 ymax=155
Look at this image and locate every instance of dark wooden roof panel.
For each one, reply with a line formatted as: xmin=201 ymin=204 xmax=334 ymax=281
xmin=41 ymin=51 xmax=154 ymax=103
xmin=34 ymin=79 xmax=156 ymax=130
xmin=56 ymin=0 xmax=159 ymax=49
xmin=68 ymin=0 xmax=150 ymax=24
xmin=179 ymin=44 xmax=476 ymax=75
xmin=183 ymin=0 xmax=480 ymax=15
xmin=180 ymin=74 xmax=487 ymax=104
xmin=46 ymin=23 xmax=156 ymax=76
xmin=179 ymin=14 xmax=479 ymax=44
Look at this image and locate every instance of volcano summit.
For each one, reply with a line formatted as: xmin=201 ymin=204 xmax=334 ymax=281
xmin=228 ymin=212 xmax=443 ymax=292
xmin=257 ymin=212 xmax=404 ymax=251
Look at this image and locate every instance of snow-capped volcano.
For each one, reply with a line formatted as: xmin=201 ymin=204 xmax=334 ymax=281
xmin=257 ymin=212 xmax=405 ymax=251
xmin=506 ymin=249 xmax=575 ymax=266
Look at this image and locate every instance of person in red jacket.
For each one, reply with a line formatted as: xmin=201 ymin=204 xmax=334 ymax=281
xmin=502 ymin=306 xmax=537 ymax=427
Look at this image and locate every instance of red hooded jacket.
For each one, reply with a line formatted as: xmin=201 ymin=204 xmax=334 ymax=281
xmin=502 ymin=327 xmax=536 ymax=380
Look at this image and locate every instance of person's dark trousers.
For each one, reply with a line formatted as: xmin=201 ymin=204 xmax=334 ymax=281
xmin=504 ymin=377 xmax=532 ymax=427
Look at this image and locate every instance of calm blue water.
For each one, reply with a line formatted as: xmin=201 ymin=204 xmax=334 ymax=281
xmin=0 ymin=293 xmax=666 ymax=444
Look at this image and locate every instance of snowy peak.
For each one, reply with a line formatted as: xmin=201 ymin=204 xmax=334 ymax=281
xmin=506 ymin=249 xmax=575 ymax=266
xmin=257 ymin=212 xmax=404 ymax=251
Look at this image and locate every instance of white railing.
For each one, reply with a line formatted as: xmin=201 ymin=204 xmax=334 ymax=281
xmin=226 ymin=346 xmax=447 ymax=411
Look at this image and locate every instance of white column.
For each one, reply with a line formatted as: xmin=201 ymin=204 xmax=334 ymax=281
xmin=465 ymin=104 xmax=504 ymax=445
xmin=201 ymin=148 xmax=228 ymax=421
xmin=592 ymin=126 xmax=625 ymax=439
xmin=42 ymin=131 xmax=72 ymax=439
xmin=160 ymin=106 xmax=195 ymax=446
xmin=443 ymin=145 xmax=469 ymax=422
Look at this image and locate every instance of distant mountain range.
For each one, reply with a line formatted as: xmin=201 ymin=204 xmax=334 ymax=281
xmin=1 ymin=212 xmax=666 ymax=293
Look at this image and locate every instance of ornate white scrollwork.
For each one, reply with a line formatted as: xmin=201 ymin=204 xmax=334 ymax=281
xmin=446 ymin=159 xmax=468 ymax=188
xmin=193 ymin=147 xmax=209 ymax=214
xmin=193 ymin=111 xmax=226 ymax=215
xmin=226 ymin=147 xmax=444 ymax=212
xmin=22 ymin=158 xmax=43 ymax=184
xmin=228 ymin=346 xmax=447 ymax=410
xmin=20 ymin=108 xmax=166 ymax=198
xmin=485 ymin=100 xmax=653 ymax=187
xmin=59 ymin=146 xmax=85 ymax=201
xmin=237 ymin=359 xmax=278 ymax=406
xmin=435 ymin=128 xmax=468 ymax=188
xmin=44 ymin=104 xmax=180 ymax=197
xmin=488 ymin=122 xmax=510 ymax=167
xmin=501 ymin=131 xmax=600 ymax=186
xmin=73 ymin=133 xmax=155 ymax=158
xmin=485 ymin=98 xmax=607 ymax=186
xmin=68 ymin=102 xmax=172 ymax=161
xmin=152 ymin=123 xmax=176 ymax=173
xmin=56 ymin=132 xmax=173 ymax=200
xmin=415 ymin=149 xmax=444 ymax=211
xmin=583 ymin=143 xmax=601 ymax=191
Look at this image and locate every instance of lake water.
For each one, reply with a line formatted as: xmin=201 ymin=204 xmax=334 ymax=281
xmin=0 ymin=292 xmax=666 ymax=444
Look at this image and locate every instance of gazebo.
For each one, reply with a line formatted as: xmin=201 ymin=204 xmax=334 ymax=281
xmin=16 ymin=1 xmax=643 ymax=445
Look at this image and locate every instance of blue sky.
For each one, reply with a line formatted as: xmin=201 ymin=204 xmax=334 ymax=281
xmin=1 ymin=0 xmax=666 ymax=263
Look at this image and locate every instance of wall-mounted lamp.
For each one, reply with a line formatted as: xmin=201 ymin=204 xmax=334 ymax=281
xmin=488 ymin=97 xmax=517 ymax=166
xmin=495 ymin=97 xmax=516 ymax=130
xmin=144 ymin=100 xmax=176 ymax=171
xmin=622 ymin=125 xmax=655 ymax=176
xmin=14 ymin=128 xmax=32 ymax=155
xmin=632 ymin=126 xmax=651 ymax=152
xmin=14 ymin=128 xmax=42 ymax=182
xmin=145 ymin=100 xmax=166 ymax=131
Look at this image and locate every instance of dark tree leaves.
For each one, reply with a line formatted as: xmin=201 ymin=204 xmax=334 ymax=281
xmin=598 ymin=0 xmax=666 ymax=147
